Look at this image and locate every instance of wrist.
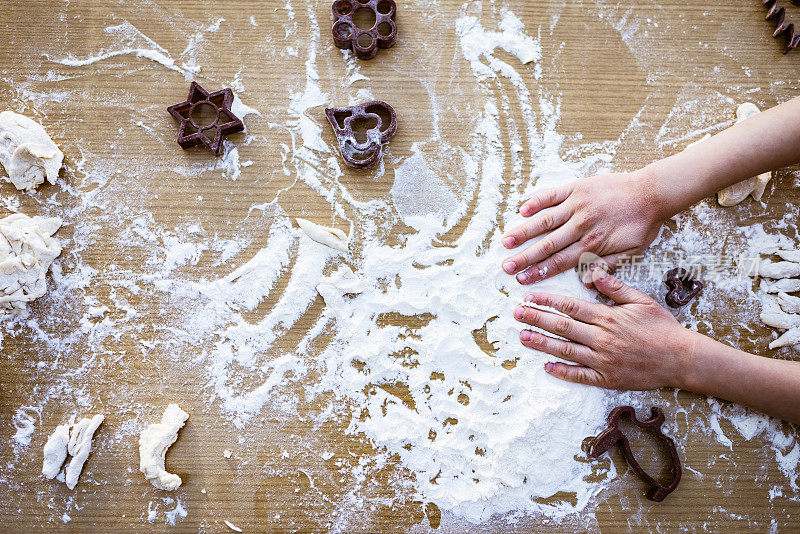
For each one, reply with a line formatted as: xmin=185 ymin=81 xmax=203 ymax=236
xmin=670 ymin=328 xmax=706 ymax=392
xmin=632 ymin=163 xmax=680 ymax=223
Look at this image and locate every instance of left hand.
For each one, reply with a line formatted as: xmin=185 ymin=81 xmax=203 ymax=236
xmin=513 ymin=268 xmax=696 ymax=391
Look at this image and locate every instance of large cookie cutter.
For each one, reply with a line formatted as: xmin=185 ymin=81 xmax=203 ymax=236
xmin=331 ymin=0 xmax=397 ymax=60
xmin=167 ymin=81 xmax=244 ymax=156
xmin=663 ymin=267 xmax=703 ymax=308
xmin=589 ymin=406 xmax=682 ymax=502
xmin=325 ymin=100 xmax=396 ymax=170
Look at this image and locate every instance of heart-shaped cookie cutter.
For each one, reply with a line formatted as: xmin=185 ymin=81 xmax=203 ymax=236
xmin=331 ymin=0 xmax=397 ymax=60
xmin=589 ymin=406 xmax=682 ymax=502
xmin=663 ymin=267 xmax=703 ymax=308
xmin=325 ymin=100 xmax=397 ymax=170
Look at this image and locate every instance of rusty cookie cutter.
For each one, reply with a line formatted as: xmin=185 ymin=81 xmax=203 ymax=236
xmin=325 ymin=100 xmax=397 ymax=170
xmin=588 ymin=406 xmax=682 ymax=502
xmin=663 ymin=267 xmax=703 ymax=308
xmin=331 ymin=0 xmax=397 ymax=60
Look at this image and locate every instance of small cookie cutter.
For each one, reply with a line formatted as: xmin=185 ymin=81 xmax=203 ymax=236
xmin=763 ymin=0 xmax=800 ymax=54
xmin=589 ymin=406 xmax=682 ymax=502
xmin=325 ymin=100 xmax=397 ymax=169
xmin=331 ymin=0 xmax=397 ymax=60
xmin=167 ymin=81 xmax=244 ymax=156
xmin=663 ymin=267 xmax=703 ymax=308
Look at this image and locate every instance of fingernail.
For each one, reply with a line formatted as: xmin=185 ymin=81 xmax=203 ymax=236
xmin=544 ymin=362 xmax=554 ymax=372
xmin=520 ymin=206 xmax=532 ymax=216
xmin=524 ymin=294 xmax=536 ymax=302
xmin=503 ymin=236 xmax=516 ymax=248
xmin=520 ymin=329 xmax=532 ymax=341
xmin=595 ymin=269 xmax=607 ymax=280
xmin=514 ymin=306 xmax=525 ymax=319
xmin=503 ymin=261 xmax=516 ymax=274
xmin=517 ymin=271 xmax=529 ymax=282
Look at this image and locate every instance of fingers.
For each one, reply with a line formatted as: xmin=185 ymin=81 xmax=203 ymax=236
xmin=519 ymin=329 xmax=593 ymax=366
xmin=515 ymin=241 xmax=584 ymax=284
xmin=503 ymin=224 xmax=578 ymax=276
xmin=502 ymin=207 xmax=571 ymax=250
xmin=522 ymin=292 xmax=599 ymax=324
xmin=518 ymin=185 xmax=573 ymax=217
xmin=544 ymin=362 xmax=603 ymax=386
xmin=515 ymin=305 xmax=597 ymax=346
xmin=591 ymin=268 xmax=651 ymax=305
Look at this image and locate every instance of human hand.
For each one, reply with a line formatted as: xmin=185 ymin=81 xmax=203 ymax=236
xmin=501 ymin=172 xmax=665 ymax=284
xmin=513 ymin=268 xmax=696 ymax=391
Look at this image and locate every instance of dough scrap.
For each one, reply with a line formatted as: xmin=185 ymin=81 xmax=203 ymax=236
xmin=761 ymin=278 xmax=800 ymax=294
xmin=777 ymin=292 xmax=800 ymax=313
xmin=758 ymin=259 xmax=800 ymax=279
xmin=316 ymin=265 xmax=365 ymax=305
xmin=0 ymin=111 xmax=63 ymax=191
xmin=770 ymin=327 xmax=800 ymax=349
xmin=777 ymin=250 xmax=800 ymax=263
xmin=296 ymin=218 xmax=349 ymax=252
xmin=65 ymin=414 xmax=104 ymax=489
xmin=41 ymin=423 xmax=70 ymax=479
xmin=139 ymin=403 xmax=189 ymax=491
xmin=715 ymin=103 xmax=771 ymax=206
xmin=41 ymin=414 xmax=104 ymax=489
xmin=760 ymin=305 xmax=800 ymax=330
xmin=0 ymin=213 xmax=62 ymax=312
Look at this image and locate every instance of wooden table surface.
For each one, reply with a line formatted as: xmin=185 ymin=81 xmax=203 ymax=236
xmin=1 ymin=0 xmax=800 ymax=532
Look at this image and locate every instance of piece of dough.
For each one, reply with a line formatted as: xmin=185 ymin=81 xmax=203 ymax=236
xmin=777 ymin=292 xmax=800 ymax=313
xmin=777 ymin=250 xmax=800 ymax=263
xmin=65 ymin=414 xmax=104 ymax=489
xmin=761 ymin=278 xmax=800 ymax=294
xmin=42 ymin=423 xmax=70 ymax=479
xmin=0 ymin=213 xmax=62 ymax=312
xmin=770 ymin=327 xmax=800 ymax=349
xmin=139 ymin=404 xmax=189 ymax=491
xmin=296 ymin=218 xmax=349 ymax=252
xmin=760 ymin=307 xmax=800 ymax=330
xmin=758 ymin=260 xmax=800 ymax=279
xmin=316 ymin=265 xmax=365 ymax=305
xmin=0 ymin=111 xmax=63 ymax=191
xmin=715 ymin=103 xmax=772 ymax=206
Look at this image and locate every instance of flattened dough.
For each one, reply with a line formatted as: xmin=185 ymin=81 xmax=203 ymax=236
xmin=0 ymin=111 xmax=63 ymax=191
xmin=0 ymin=213 xmax=62 ymax=312
xmin=296 ymin=218 xmax=349 ymax=252
xmin=139 ymin=404 xmax=189 ymax=491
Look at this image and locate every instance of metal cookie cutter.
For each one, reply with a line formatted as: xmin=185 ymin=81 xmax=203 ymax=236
xmin=325 ymin=100 xmax=397 ymax=170
xmin=167 ymin=81 xmax=244 ymax=156
xmin=663 ymin=267 xmax=703 ymax=308
xmin=331 ymin=0 xmax=397 ymax=60
xmin=588 ymin=406 xmax=682 ymax=502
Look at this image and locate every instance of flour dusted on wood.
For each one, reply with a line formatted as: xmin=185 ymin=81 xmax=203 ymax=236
xmin=139 ymin=404 xmax=189 ymax=491
xmin=0 ymin=111 xmax=63 ymax=191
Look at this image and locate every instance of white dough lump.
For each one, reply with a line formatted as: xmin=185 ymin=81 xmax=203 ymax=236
xmin=0 ymin=213 xmax=62 ymax=312
xmin=139 ymin=403 xmax=189 ymax=491
xmin=0 ymin=111 xmax=63 ymax=191
xmin=41 ymin=414 xmax=104 ymax=489
xmin=296 ymin=217 xmax=349 ymax=251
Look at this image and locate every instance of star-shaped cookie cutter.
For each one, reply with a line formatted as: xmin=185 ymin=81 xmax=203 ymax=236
xmin=589 ymin=406 xmax=682 ymax=502
xmin=663 ymin=267 xmax=703 ymax=308
xmin=167 ymin=81 xmax=244 ymax=156
xmin=325 ymin=100 xmax=397 ymax=169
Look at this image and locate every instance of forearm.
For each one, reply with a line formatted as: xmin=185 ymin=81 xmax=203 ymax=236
xmin=679 ymin=330 xmax=800 ymax=425
xmin=638 ymin=95 xmax=800 ymax=220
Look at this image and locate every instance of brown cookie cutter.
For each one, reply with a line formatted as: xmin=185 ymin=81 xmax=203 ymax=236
xmin=589 ymin=406 xmax=682 ymax=502
xmin=763 ymin=0 xmax=800 ymax=53
xmin=663 ymin=267 xmax=703 ymax=308
xmin=325 ymin=101 xmax=396 ymax=169
xmin=331 ymin=0 xmax=397 ymax=60
xmin=167 ymin=81 xmax=244 ymax=156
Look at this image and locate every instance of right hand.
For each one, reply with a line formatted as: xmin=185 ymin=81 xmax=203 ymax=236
xmin=501 ymin=171 xmax=665 ymax=284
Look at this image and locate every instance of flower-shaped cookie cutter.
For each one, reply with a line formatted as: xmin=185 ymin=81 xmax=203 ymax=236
xmin=589 ymin=406 xmax=682 ymax=502
xmin=325 ymin=100 xmax=396 ymax=170
xmin=331 ymin=0 xmax=397 ymax=60
xmin=167 ymin=81 xmax=244 ymax=156
xmin=663 ymin=267 xmax=703 ymax=308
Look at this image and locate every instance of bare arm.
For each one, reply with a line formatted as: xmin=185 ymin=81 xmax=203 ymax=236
xmin=514 ymin=268 xmax=800 ymax=425
xmin=503 ymin=96 xmax=800 ymax=284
